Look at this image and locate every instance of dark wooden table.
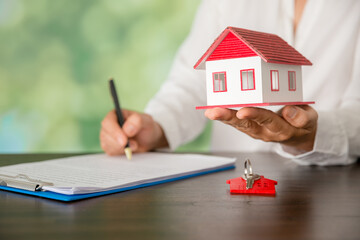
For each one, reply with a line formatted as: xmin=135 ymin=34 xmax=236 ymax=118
xmin=0 ymin=153 xmax=359 ymax=240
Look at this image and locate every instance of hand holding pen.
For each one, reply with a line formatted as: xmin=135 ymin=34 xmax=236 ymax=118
xmin=100 ymin=79 xmax=169 ymax=157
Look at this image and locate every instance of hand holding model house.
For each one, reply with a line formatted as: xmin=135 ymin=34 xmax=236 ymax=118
xmin=196 ymin=27 xmax=317 ymax=153
xmin=205 ymin=104 xmax=317 ymax=154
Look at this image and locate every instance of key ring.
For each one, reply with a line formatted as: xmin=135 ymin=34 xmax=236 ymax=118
xmin=244 ymin=159 xmax=253 ymax=178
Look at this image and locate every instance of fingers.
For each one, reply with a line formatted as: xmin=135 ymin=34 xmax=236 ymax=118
xmin=205 ymin=107 xmax=296 ymax=143
xmin=122 ymin=112 xmax=143 ymax=138
xmin=100 ymin=129 xmax=139 ymax=156
xmin=282 ymin=105 xmax=318 ymax=130
xmin=205 ymin=108 xmax=237 ymax=123
xmin=236 ymin=107 xmax=293 ymax=134
xmin=101 ymin=110 xmax=138 ymax=156
xmin=205 ymin=107 xmax=250 ymax=127
xmin=205 ymin=108 xmax=262 ymax=134
xmin=100 ymin=129 xmax=123 ymax=156
xmin=100 ymin=109 xmax=152 ymax=156
xmin=101 ymin=110 xmax=128 ymax=145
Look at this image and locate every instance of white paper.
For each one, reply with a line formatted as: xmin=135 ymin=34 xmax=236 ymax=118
xmin=0 ymin=153 xmax=236 ymax=195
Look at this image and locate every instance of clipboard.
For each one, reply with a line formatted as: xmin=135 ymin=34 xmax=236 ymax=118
xmin=0 ymin=166 xmax=235 ymax=202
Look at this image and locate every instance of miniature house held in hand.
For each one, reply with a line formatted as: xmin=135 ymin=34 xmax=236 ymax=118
xmin=194 ymin=27 xmax=314 ymax=109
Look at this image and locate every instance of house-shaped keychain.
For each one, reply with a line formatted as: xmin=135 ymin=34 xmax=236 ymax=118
xmin=194 ymin=27 xmax=314 ymax=109
xmin=227 ymin=159 xmax=278 ymax=195
xmin=227 ymin=176 xmax=278 ymax=195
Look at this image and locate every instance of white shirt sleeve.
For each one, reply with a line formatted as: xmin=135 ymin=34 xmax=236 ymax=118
xmin=276 ymin=29 xmax=360 ymax=166
xmin=144 ymin=0 xmax=219 ymax=150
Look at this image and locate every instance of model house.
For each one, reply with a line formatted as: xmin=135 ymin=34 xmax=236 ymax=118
xmin=226 ymin=176 xmax=278 ymax=195
xmin=194 ymin=27 xmax=314 ymax=109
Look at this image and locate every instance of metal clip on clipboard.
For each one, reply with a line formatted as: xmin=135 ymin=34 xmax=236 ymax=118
xmin=0 ymin=174 xmax=54 ymax=191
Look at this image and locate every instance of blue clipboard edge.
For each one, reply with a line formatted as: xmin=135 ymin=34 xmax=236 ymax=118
xmin=0 ymin=165 xmax=235 ymax=202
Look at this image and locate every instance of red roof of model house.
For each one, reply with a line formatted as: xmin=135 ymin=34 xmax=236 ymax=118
xmin=194 ymin=27 xmax=312 ymax=69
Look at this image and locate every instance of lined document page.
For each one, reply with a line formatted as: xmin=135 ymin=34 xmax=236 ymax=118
xmin=0 ymin=153 xmax=236 ymax=195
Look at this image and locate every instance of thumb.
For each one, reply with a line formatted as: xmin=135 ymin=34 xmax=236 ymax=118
xmin=282 ymin=105 xmax=317 ymax=129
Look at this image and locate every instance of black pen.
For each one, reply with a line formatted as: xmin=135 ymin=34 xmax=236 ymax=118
xmin=109 ymin=78 xmax=132 ymax=160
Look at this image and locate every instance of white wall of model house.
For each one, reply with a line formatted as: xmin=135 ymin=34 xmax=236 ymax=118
xmin=205 ymin=56 xmax=263 ymax=106
xmin=261 ymin=61 xmax=303 ymax=103
xmin=205 ymin=56 xmax=303 ymax=106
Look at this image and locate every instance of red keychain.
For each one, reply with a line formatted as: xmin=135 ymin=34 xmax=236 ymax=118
xmin=227 ymin=159 xmax=277 ymax=195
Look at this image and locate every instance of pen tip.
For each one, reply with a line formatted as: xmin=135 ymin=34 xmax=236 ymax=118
xmin=124 ymin=147 xmax=132 ymax=160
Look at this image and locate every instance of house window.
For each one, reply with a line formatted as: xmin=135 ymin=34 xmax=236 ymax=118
xmin=240 ymin=69 xmax=255 ymax=90
xmin=213 ymin=72 xmax=227 ymax=92
xmin=288 ymin=71 xmax=296 ymax=91
xmin=270 ymin=70 xmax=279 ymax=91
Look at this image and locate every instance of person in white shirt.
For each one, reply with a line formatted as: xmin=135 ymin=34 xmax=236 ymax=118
xmin=100 ymin=0 xmax=360 ymax=166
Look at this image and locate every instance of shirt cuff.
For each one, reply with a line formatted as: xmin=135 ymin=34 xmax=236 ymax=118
xmin=144 ymin=104 xmax=182 ymax=151
xmin=276 ymin=111 xmax=357 ymax=166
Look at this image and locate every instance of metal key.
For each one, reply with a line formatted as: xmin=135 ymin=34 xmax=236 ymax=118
xmin=242 ymin=159 xmax=261 ymax=189
xmin=244 ymin=174 xmax=261 ymax=189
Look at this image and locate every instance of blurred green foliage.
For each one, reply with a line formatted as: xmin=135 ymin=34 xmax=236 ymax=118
xmin=0 ymin=0 xmax=210 ymax=153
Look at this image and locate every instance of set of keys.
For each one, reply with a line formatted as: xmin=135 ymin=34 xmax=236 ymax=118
xmin=226 ymin=159 xmax=278 ymax=195
xmin=242 ymin=159 xmax=260 ymax=189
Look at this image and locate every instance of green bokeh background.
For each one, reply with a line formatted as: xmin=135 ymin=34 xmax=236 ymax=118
xmin=0 ymin=0 xmax=211 ymax=153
